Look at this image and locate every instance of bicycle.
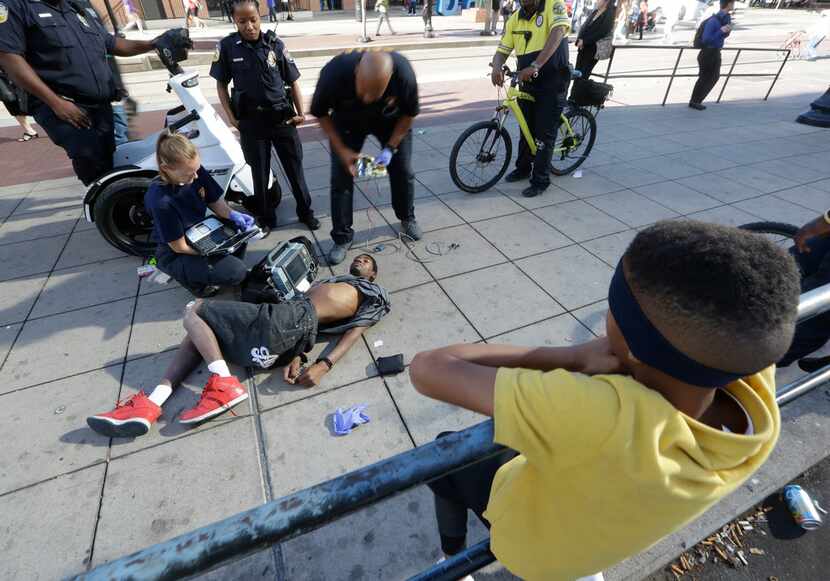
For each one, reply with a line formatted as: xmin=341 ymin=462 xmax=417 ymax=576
xmin=448 ymin=66 xmax=598 ymax=194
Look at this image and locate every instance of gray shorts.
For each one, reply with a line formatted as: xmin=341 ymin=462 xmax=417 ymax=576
xmin=199 ymin=298 xmax=317 ymax=369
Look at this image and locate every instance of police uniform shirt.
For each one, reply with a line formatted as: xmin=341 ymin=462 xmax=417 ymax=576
xmin=310 ymin=50 xmax=419 ymax=124
xmin=209 ymin=31 xmax=299 ymax=111
xmin=145 ymin=166 xmax=223 ymax=244
xmin=497 ymin=0 xmax=571 ymax=92
xmin=0 ymin=0 xmax=117 ymax=104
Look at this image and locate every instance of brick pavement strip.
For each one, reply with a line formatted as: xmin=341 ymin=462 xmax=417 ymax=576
xmin=0 ymin=96 xmax=828 ymax=579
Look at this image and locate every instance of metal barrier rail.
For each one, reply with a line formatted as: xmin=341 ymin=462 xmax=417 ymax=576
xmin=598 ymin=44 xmax=791 ymax=106
xmin=74 ymin=283 xmax=830 ymax=581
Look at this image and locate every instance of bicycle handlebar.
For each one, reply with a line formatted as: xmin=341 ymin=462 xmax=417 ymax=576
xmin=492 ymin=64 xmax=583 ymax=84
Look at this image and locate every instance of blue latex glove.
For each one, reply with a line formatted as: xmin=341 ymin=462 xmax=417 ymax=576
xmin=374 ymin=148 xmax=394 ymax=167
xmin=333 ymin=404 xmax=370 ymax=436
xmin=229 ymin=210 xmax=255 ymax=231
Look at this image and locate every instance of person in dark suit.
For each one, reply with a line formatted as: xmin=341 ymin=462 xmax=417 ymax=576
xmin=574 ymin=0 xmax=615 ymax=78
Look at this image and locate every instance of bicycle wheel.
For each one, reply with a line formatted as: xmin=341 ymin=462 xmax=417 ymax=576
xmin=449 ymin=120 xmax=513 ymax=194
xmin=550 ymin=106 xmax=597 ymax=177
xmin=739 ymin=221 xmax=798 ymax=244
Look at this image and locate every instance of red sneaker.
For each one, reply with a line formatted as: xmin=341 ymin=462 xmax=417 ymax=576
xmin=179 ymin=375 xmax=248 ymax=425
xmin=87 ymin=392 xmax=162 ymax=438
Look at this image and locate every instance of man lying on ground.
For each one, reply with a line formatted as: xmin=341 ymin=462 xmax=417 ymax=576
xmin=410 ymin=220 xmax=799 ymax=580
xmin=87 ymin=254 xmax=390 ymax=438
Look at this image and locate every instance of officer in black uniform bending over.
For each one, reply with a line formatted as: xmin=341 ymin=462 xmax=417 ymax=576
xmin=210 ymin=0 xmax=319 ymax=235
xmin=0 ymin=0 xmax=188 ymax=185
xmin=311 ymin=50 xmax=422 ymax=266
xmin=492 ymin=0 xmax=571 ymax=198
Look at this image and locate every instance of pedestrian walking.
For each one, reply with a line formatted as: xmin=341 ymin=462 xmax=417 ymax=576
xmin=805 ymin=10 xmax=828 ymax=61
xmin=481 ymin=0 xmax=499 ymax=36
xmin=122 ymin=0 xmax=145 ymax=32
xmin=267 ymin=0 xmax=278 ymax=21
xmin=375 ymin=0 xmax=396 ymax=35
xmin=689 ymin=0 xmax=734 ymax=111
xmin=574 ymin=0 xmax=615 ymax=78
xmin=409 ymin=0 xmax=418 ymax=14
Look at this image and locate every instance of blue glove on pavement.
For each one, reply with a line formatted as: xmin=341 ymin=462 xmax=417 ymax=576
xmin=333 ymin=404 xmax=370 ymax=436
xmin=374 ymin=148 xmax=394 ymax=167
xmin=229 ymin=210 xmax=256 ymax=231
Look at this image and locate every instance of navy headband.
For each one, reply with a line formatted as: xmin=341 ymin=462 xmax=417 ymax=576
xmin=608 ymin=261 xmax=744 ymax=388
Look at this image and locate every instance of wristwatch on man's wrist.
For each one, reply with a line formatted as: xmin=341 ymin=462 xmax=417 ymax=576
xmin=530 ymin=61 xmax=541 ymax=72
xmin=316 ymin=357 xmax=334 ymax=370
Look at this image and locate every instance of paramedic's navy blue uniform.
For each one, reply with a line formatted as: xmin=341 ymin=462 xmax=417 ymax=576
xmin=145 ymin=166 xmax=248 ymax=293
xmin=0 ymin=0 xmax=118 ymax=184
xmin=210 ymin=30 xmax=315 ymax=229
xmin=691 ymin=11 xmax=731 ymax=106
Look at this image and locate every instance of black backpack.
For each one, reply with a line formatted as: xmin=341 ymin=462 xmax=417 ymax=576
xmin=693 ymin=16 xmax=713 ymax=49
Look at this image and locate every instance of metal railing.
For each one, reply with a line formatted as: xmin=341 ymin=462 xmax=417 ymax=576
xmin=597 ymin=44 xmax=791 ymax=106
xmin=73 ymin=283 xmax=830 ymax=581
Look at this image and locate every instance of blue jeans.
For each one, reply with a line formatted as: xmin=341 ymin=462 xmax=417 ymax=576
xmin=112 ymin=103 xmax=129 ymax=146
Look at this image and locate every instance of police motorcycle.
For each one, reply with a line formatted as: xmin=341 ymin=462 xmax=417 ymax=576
xmin=83 ymin=30 xmax=282 ymax=258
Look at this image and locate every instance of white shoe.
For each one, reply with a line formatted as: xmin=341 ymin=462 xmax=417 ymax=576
xmin=436 ymin=556 xmax=475 ymax=581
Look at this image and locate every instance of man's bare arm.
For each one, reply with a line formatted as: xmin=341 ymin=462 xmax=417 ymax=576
xmin=112 ymin=37 xmax=156 ymax=57
xmin=319 ymin=115 xmax=359 ymax=176
xmin=294 ymin=327 xmax=367 ymax=387
xmin=386 ymin=115 xmax=414 ymax=150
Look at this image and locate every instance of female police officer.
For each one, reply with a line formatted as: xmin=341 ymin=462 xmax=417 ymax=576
xmin=0 ymin=0 xmax=188 ymax=185
xmin=210 ymin=0 xmax=318 ymax=235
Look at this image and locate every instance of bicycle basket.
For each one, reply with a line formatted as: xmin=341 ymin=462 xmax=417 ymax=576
xmin=570 ymin=79 xmax=613 ymax=107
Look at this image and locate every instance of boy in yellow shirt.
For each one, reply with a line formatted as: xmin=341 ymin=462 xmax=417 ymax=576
xmin=410 ymin=220 xmax=800 ymax=580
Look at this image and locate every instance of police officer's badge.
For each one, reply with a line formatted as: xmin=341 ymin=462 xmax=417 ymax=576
xmin=536 ymin=13 xmax=543 ymax=27
xmin=198 ymin=187 xmax=206 ymax=200
xmin=0 ymin=3 xmax=9 ymax=25
xmin=267 ymin=50 xmax=277 ymax=68
xmin=212 ymin=44 xmax=220 ymax=63
xmin=77 ymin=13 xmax=90 ymax=27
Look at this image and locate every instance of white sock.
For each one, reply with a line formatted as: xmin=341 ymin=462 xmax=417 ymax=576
xmin=207 ymin=360 xmax=232 ymax=377
xmin=147 ymin=384 xmax=173 ymax=407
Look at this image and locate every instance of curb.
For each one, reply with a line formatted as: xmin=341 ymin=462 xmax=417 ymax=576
xmin=116 ymin=36 xmax=501 ymax=73
xmin=607 ymin=383 xmax=830 ymax=580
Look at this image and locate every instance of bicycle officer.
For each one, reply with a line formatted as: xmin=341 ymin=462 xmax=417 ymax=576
xmin=490 ymin=0 xmax=571 ymax=198
xmin=210 ymin=0 xmax=319 ymax=236
xmin=0 ymin=1 xmax=189 ymax=185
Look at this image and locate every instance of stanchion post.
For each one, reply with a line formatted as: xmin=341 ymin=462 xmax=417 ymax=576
xmin=662 ymin=47 xmax=683 ymax=106
xmin=358 ymin=0 xmax=372 ymax=42
xmin=716 ymin=48 xmax=741 ymax=103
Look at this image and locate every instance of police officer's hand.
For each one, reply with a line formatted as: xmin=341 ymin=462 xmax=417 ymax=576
xmin=337 ymin=147 xmax=361 ymax=177
xmin=53 ymin=99 xmax=92 ymax=130
xmin=288 ymin=114 xmax=305 ymax=126
xmin=491 ymin=67 xmax=505 ymax=87
xmin=517 ymin=67 xmax=537 ymax=83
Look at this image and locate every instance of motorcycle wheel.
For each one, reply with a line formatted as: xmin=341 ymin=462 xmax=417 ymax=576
xmin=94 ymin=175 xmax=156 ymax=258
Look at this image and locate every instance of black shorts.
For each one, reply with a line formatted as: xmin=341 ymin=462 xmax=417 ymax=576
xmin=199 ymin=298 xmax=317 ymax=369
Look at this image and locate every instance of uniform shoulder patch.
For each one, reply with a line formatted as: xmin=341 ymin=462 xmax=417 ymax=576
xmin=212 ymin=43 xmax=221 ymax=63
xmin=536 ymin=13 xmax=543 ymax=26
xmin=553 ymin=1 xmax=566 ymax=14
xmin=0 ymin=3 xmax=9 ymax=25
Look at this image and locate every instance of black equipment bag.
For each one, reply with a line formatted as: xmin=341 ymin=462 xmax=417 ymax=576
xmin=241 ymin=236 xmax=318 ymax=304
xmin=693 ymin=16 xmax=713 ymax=49
xmin=570 ymin=78 xmax=613 ymax=107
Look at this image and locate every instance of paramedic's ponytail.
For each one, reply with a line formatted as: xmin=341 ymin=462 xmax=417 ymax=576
xmin=156 ymin=130 xmax=198 ymax=184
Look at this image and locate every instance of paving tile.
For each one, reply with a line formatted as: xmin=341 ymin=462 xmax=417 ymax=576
xmin=665 ymin=150 xmax=736 ymax=173
xmin=734 ymin=194 xmax=817 ymax=226
xmin=93 ymin=419 xmax=264 ymax=565
xmin=591 ymin=164 xmax=666 ymax=189
xmin=441 ymin=263 xmax=564 ymax=338
xmin=534 ymin=199 xmax=628 ymax=242
xmin=0 ymin=322 xmax=21 ymax=366
xmin=385 ymin=372 xmax=486 ymax=446
xmin=517 ymin=246 xmax=613 ymax=311
xmin=0 ymin=298 xmax=133 ymax=392
xmin=261 ymin=377 xmax=411 ymax=497
xmin=255 ymin=333 xmax=377 ymax=411
xmin=752 ymin=159 xmax=828 ymax=184
xmin=412 ymin=148 xmax=451 ymax=172
xmin=0 ymin=234 xmax=67 ymax=282
xmin=328 ymin=242 xmax=431 ymax=293
xmin=572 ymin=300 xmax=609 ymax=337
xmin=0 ymin=274 xmax=48 ymax=325
xmin=0 ymin=464 xmax=104 ymax=580
xmin=0 ymin=367 xmax=116 ymax=494
xmin=128 ymin=287 xmax=193 ymax=359
xmin=675 ymin=173 xmax=763 ymax=204
xmin=193 ymin=550 xmax=277 ymax=580
xmin=315 ymin=207 xmax=397 ymax=256
xmin=631 ymin=157 xmax=703 ymax=180
xmin=364 ymin=283 xmax=480 ymax=363
xmin=440 ymin=190 xmax=524 ymax=223
xmin=378 ymin=196 xmax=463 ymax=234
xmin=0 ymin=208 xmax=78 ymax=245
xmin=474 ymin=211 xmax=572 ymax=260
xmin=418 ymin=224 xmax=505 ymax=279
xmin=586 ymin=190 xmax=679 ymax=228
xmin=581 ymin=229 xmax=639 ymax=267
xmin=0 ymin=195 xmax=24 ymax=220
xmin=496 ymin=180 xmax=576 ymax=209
xmin=300 ymin=165 xmax=331 ymax=192
xmin=415 ymin=168 xmax=465 ymax=195
xmin=685 ymin=204 xmax=762 ymax=228
xmin=357 ymin=177 xmax=435 ymax=206
xmin=12 ymin=183 xmax=86 ymax=215
xmin=491 ymin=313 xmax=595 ymax=349
xmin=714 ymin=166 xmax=800 ymax=195
xmin=275 ymin=187 xmax=370 ymax=226
xmin=633 ymin=181 xmax=721 ymax=215
xmin=54 ymin=228 xmax=130 ymax=270
xmin=553 ymin=171 xmax=626 ymax=198
xmin=0 ymin=181 xmax=36 ymax=197
xmin=109 ymin=351 xmax=253 ymax=458
xmin=772 ymin=183 xmax=830 ymax=213
xmin=30 ymin=257 xmax=140 ymax=319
